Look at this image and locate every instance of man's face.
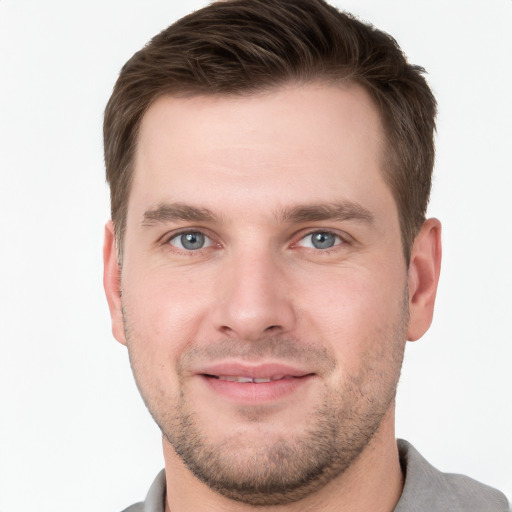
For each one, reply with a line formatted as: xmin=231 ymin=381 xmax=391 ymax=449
xmin=107 ymin=83 xmax=414 ymax=504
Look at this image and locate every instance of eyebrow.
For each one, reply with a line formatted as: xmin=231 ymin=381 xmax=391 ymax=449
xmin=141 ymin=200 xmax=374 ymax=227
xmin=142 ymin=203 xmax=219 ymax=226
xmin=277 ymin=202 xmax=374 ymax=225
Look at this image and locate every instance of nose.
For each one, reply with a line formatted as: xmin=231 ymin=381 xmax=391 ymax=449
xmin=212 ymin=250 xmax=296 ymax=341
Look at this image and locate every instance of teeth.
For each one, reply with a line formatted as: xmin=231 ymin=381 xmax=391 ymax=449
xmin=217 ymin=375 xmax=286 ymax=383
xmin=253 ymin=376 xmax=285 ymax=383
xmin=218 ymin=376 xmax=254 ymax=383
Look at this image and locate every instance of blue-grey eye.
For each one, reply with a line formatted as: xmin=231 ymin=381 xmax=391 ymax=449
xmin=311 ymin=232 xmax=336 ymax=249
xmin=298 ymin=231 xmax=342 ymax=249
xmin=169 ymin=231 xmax=212 ymax=251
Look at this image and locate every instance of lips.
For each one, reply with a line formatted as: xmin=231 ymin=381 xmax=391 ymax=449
xmin=211 ymin=375 xmax=290 ymax=383
xmin=197 ymin=363 xmax=314 ymax=403
xmin=198 ymin=362 xmax=311 ymax=381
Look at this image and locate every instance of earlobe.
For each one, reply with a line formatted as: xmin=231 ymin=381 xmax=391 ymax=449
xmin=407 ymin=218 xmax=442 ymax=341
xmin=103 ymin=220 xmax=127 ymax=345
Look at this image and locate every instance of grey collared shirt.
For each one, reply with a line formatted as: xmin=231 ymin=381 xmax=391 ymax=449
xmin=121 ymin=440 xmax=510 ymax=511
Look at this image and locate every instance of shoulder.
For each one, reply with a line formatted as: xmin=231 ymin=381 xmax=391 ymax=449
xmin=119 ymin=469 xmax=166 ymax=512
xmin=395 ymin=439 xmax=510 ymax=512
xmin=120 ymin=504 xmax=144 ymax=512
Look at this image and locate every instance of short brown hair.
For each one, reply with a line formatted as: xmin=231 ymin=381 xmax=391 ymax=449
xmin=104 ymin=0 xmax=436 ymax=262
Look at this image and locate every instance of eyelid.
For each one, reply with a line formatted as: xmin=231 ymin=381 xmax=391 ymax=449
xmin=158 ymin=227 xmax=352 ymax=253
xmin=162 ymin=228 xmax=220 ymax=252
xmin=292 ymin=228 xmax=352 ymax=249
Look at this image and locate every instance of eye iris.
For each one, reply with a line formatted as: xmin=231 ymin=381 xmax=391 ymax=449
xmin=311 ymin=232 xmax=335 ymax=249
xmin=181 ymin=232 xmax=205 ymax=250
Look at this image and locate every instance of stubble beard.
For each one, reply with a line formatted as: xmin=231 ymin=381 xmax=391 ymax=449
xmin=124 ymin=301 xmax=408 ymax=506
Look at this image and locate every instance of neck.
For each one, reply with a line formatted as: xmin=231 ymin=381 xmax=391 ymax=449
xmin=163 ymin=407 xmax=403 ymax=512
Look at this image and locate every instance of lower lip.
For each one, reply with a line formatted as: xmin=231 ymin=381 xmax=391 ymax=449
xmin=200 ymin=375 xmax=313 ymax=403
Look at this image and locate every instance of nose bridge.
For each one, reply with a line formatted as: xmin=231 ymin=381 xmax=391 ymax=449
xmin=213 ymin=243 xmax=295 ymax=340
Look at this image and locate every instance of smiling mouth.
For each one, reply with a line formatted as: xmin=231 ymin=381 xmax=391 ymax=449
xmin=204 ymin=374 xmax=296 ymax=383
xmin=200 ymin=371 xmax=314 ymax=402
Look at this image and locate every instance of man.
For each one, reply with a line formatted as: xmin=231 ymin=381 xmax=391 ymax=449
xmin=102 ymin=0 xmax=510 ymax=510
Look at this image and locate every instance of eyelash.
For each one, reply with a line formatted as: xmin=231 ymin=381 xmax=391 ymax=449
xmin=164 ymin=229 xmax=218 ymax=254
xmin=293 ymin=229 xmax=348 ymax=253
xmin=162 ymin=228 xmax=350 ymax=254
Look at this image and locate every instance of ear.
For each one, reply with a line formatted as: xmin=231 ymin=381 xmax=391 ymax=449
xmin=103 ymin=220 xmax=127 ymax=345
xmin=407 ymin=218 xmax=442 ymax=341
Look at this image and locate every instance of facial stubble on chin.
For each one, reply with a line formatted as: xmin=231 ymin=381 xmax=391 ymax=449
xmin=123 ymin=299 xmax=409 ymax=506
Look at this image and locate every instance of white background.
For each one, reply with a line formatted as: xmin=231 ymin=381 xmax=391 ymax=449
xmin=0 ymin=1 xmax=511 ymax=510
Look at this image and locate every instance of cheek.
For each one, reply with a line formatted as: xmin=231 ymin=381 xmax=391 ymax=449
xmin=295 ymin=265 xmax=407 ymax=366
xmin=123 ymin=261 xmax=210 ymax=330
xmin=120 ymin=263 xmax=228 ymax=416
xmin=120 ymin=273 xmax=199 ymax=408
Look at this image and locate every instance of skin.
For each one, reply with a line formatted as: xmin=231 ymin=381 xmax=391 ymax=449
xmin=104 ymin=83 xmax=441 ymax=511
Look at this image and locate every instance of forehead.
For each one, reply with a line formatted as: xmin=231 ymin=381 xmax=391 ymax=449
xmin=130 ymin=83 xmax=392 ymax=221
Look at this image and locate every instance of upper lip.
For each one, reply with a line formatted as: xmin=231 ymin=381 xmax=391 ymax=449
xmin=197 ymin=362 xmax=312 ymax=379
